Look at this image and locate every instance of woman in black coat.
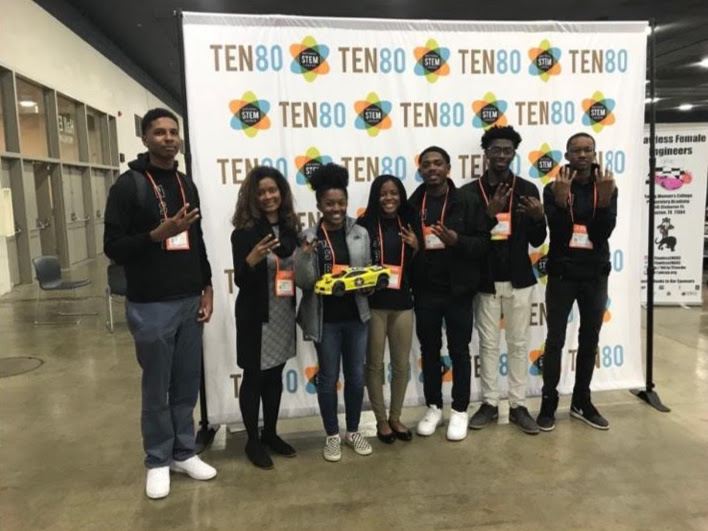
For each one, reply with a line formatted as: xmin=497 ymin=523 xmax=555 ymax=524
xmin=231 ymin=166 xmax=300 ymax=469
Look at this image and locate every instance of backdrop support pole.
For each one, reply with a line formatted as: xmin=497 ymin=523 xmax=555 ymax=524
xmin=176 ymin=9 xmax=220 ymax=452
xmin=631 ymin=18 xmax=670 ymax=412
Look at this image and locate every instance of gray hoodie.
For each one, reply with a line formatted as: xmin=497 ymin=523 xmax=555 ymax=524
xmin=295 ymin=217 xmax=371 ymax=343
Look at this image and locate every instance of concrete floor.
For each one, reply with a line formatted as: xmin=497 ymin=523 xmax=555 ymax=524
xmin=1 ymin=256 xmax=707 ymax=531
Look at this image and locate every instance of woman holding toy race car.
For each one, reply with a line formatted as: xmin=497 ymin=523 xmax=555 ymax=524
xmin=357 ymin=174 xmax=420 ymax=445
xmin=295 ymin=163 xmax=373 ymax=463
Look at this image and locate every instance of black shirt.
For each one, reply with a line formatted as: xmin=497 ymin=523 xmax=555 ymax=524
xmin=317 ymin=225 xmax=359 ymax=323
xmin=367 ymin=217 xmax=414 ymax=311
xmin=103 ymin=154 xmax=211 ymax=302
xmin=478 ymin=179 xmax=512 ymax=282
xmin=421 ymin=192 xmax=450 ymax=292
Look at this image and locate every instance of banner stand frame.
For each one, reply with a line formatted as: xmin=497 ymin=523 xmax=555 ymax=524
xmin=630 ymin=18 xmax=670 ymax=413
xmin=175 ymin=9 xmax=221 ymax=453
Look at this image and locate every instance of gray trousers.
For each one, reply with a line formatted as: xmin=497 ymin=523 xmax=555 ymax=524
xmin=126 ymin=296 xmax=202 ymax=468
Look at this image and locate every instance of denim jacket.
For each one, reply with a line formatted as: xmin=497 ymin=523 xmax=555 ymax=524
xmin=295 ymin=217 xmax=371 ymax=343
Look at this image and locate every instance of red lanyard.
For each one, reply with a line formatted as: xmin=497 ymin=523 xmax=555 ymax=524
xmin=144 ymin=171 xmax=187 ymax=220
xmin=569 ymin=183 xmax=597 ymax=224
xmin=421 ymin=186 xmax=449 ymax=226
xmin=320 ymin=224 xmax=342 ymax=266
xmin=377 ymin=217 xmax=405 ymax=267
xmin=478 ymin=176 xmax=516 ymax=210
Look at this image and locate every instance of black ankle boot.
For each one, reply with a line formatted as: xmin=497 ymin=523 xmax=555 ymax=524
xmin=245 ymin=439 xmax=274 ymax=469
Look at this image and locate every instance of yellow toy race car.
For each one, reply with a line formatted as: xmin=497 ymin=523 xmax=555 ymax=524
xmin=315 ymin=265 xmax=391 ymax=296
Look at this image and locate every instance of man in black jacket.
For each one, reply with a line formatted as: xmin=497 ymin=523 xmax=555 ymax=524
xmin=463 ymin=126 xmax=547 ymax=435
xmin=408 ymin=146 xmax=489 ymax=441
xmin=537 ymin=132 xmax=617 ymax=432
xmin=104 ymin=108 xmax=216 ymax=499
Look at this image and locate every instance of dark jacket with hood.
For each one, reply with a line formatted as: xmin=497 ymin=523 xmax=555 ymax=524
xmin=103 ymin=153 xmax=212 ymax=302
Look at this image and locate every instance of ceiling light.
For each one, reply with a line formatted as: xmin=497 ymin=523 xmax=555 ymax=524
xmin=700 ymin=58 xmax=708 ymax=68
xmin=19 ymin=100 xmax=37 ymax=107
xmin=644 ymin=97 xmax=661 ymax=104
xmin=678 ymin=104 xmax=693 ymax=111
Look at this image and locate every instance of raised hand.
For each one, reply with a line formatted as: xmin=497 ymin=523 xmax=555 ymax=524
xmin=517 ymin=196 xmax=544 ymax=221
xmin=431 ymin=221 xmax=458 ymax=246
xmin=246 ymin=233 xmax=280 ymax=267
xmin=552 ymin=166 xmax=576 ymax=207
xmin=486 ymin=182 xmax=511 ymax=218
xmin=400 ymin=224 xmax=419 ymax=253
xmin=150 ymin=204 xmax=199 ymax=242
xmin=300 ymin=235 xmax=319 ymax=255
xmin=595 ymin=166 xmax=616 ymax=207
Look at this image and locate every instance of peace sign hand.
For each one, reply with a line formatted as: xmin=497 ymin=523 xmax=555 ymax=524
xmin=245 ymin=234 xmax=280 ymax=267
xmin=400 ymin=224 xmax=419 ymax=253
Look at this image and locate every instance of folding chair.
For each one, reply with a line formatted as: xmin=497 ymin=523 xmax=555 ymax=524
xmin=31 ymin=256 xmax=94 ymax=325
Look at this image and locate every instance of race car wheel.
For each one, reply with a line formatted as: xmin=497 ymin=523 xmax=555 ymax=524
xmin=333 ymin=281 xmax=345 ymax=296
xmin=376 ymin=275 xmax=389 ymax=290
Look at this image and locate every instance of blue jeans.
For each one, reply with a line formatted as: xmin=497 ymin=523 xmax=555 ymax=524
xmin=125 ymin=296 xmax=202 ymax=468
xmin=314 ymin=320 xmax=368 ymax=436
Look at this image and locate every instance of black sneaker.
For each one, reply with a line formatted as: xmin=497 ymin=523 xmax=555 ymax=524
xmin=536 ymin=396 xmax=558 ymax=432
xmin=468 ymin=403 xmax=499 ymax=430
xmin=570 ymin=401 xmax=610 ymax=430
xmin=509 ymin=406 xmax=540 ymax=435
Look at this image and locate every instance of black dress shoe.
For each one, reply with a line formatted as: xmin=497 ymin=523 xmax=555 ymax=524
xmin=376 ymin=430 xmax=396 ymax=444
xmin=261 ymin=434 xmax=297 ymax=457
xmin=245 ymin=440 xmax=274 ymax=469
xmin=391 ymin=427 xmax=413 ymax=441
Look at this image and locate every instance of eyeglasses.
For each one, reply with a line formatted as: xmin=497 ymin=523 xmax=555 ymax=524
xmin=568 ymin=147 xmax=595 ymax=155
xmin=486 ymin=147 xmax=515 ymax=156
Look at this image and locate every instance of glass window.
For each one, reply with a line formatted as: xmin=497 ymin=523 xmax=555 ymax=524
xmin=57 ymin=95 xmax=80 ymax=162
xmin=16 ymin=77 xmax=49 ymax=158
xmin=87 ymin=107 xmax=106 ymax=165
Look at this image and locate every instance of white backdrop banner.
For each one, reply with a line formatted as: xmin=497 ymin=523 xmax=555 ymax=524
xmin=181 ymin=14 xmax=647 ymax=425
xmin=641 ymin=123 xmax=708 ymax=305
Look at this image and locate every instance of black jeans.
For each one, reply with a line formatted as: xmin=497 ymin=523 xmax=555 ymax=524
xmin=542 ymin=274 xmax=608 ymax=404
xmin=414 ymin=291 xmax=474 ymax=412
xmin=239 ymin=363 xmax=285 ymax=442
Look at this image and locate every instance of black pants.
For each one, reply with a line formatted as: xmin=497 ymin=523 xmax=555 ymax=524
xmin=542 ymin=274 xmax=608 ymax=403
xmin=415 ymin=291 xmax=474 ymax=412
xmin=239 ymin=363 xmax=285 ymax=441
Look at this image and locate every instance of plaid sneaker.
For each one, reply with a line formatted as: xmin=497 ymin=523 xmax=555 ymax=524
xmin=323 ymin=435 xmax=341 ymax=462
xmin=344 ymin=431 xmax=373 ymax=456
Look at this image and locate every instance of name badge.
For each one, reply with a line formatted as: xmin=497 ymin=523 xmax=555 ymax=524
xmin=275 ymin=270 xmax=295 ymax=297
xmin=383 ymin=264 xmax=402 ymax=290
xmin=166 ymin=231 xmax=190 ymax=251
xmin=491 ymin=213 xmax=511 ymax=241
xmin=423 ymin=226 xmax=445 ymax=250
xmin=569 ymin=224 xmax=593 ymax=250
xmin=332 ymin=264 xmax=347 ymax=275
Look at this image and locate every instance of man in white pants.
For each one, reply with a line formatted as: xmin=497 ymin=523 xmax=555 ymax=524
xmin=463 ymin=126 xmax=547 ymax=435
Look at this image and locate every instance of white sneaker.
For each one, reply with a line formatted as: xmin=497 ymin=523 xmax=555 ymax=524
xmin=416 ymin=405 xmax=444 ymax=436
xmin=323 ymin=435 xmax=342 ymax=462
xmin=447 ymin=409 xmax=469 ymax=441
xmin=169 ymin=455 xmax=217 ymax=481
xmin=344 ymin=431 xmax=373 ymax=456
xmin=146 ymin=466 xmax=170 ymax=499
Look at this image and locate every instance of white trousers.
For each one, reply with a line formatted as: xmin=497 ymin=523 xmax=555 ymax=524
xmin=475 ymin=282 xmax=534 ymax=408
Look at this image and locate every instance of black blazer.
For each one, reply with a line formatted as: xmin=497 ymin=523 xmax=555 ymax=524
xmin=231 ymin=222 xmax=297 ymax=371
xmin=408 ymin=179 xmax=490 ymax=298
xmin=463 ymin=175 xmax=547 ymax=294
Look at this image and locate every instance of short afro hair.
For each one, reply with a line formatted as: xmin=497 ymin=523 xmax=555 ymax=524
xmin=480 ymin=126 xmax=522 ymax=150
xmin=306 ymin=163 xmax=349 ymax=202
xmin=566 ymin=132 xmax=596 ymax=151
xmin=141 ymin=108 xmax=179 ymax=135
xmin=419 ymin=146 xmax=450 ymax=164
